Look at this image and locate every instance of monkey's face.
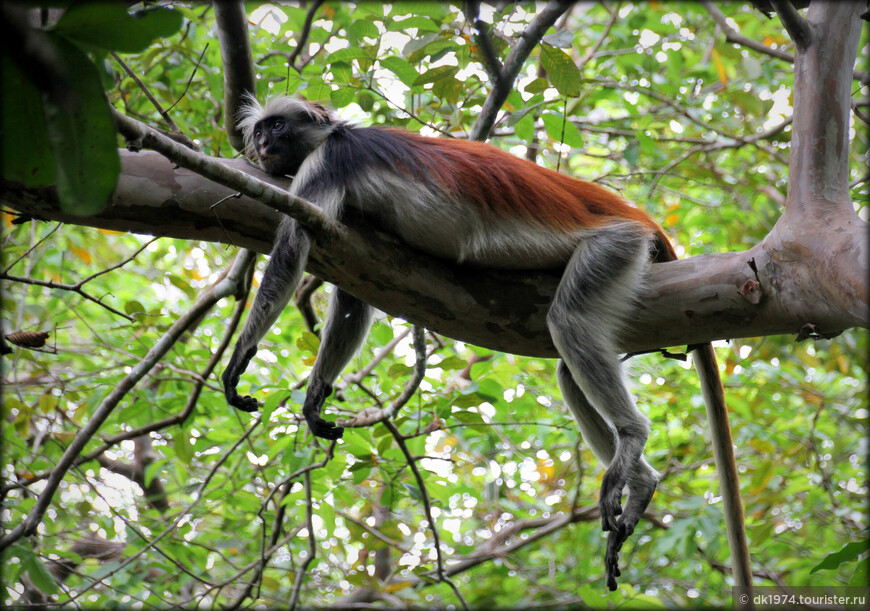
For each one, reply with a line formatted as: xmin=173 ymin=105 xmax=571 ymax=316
xmin=252 ymin=116 xmax=310 ymax=176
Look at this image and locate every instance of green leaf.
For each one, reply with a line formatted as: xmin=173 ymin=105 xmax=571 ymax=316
xmin=542 ymin=31 xmax=574 ymax=48
xmin=380 ymin=56 xmax=420 ymax=87
xmin=523 ymin=77 xmax=550 ymax=95
xmin=24 ymin=555 xmax=58 ymax=595
xmin=402 ymin=482 xmax=422 ymax=501
xmin=541 ymin=112 xmax=583 ymax=148
xmin=387 ymin=16 xmax=442 ymax=34
xmin=404 ymin=36 xmax=454 ymax=63
xmin=143 ymin=458 xmax=167 ymax=487
xmin=540 ymin=46 xmax=581 ymax=97
xmin=330 ymin=87 xmax=355 ymax=108
xmin=125 ymin=300 xmax=146 ymax=315
xmin=413 ymin=65 xmax=459 ymax=87
xmin=0 ymin=54 xmax=54 ymax=186
xmin=324 ymin=48 xmax=371 ymax=65
xmin=262 ymin=390 xmax=292 ymax=422
xmin=811 ymin=541 xmax=869 ymax=573
xmin=390 ymin=3 xmax=446 ymax=20
xmin=53 ymin=3 xmax=183 ymax=53
xmin=41 ymin=34 xmax=119 ymax=215
xmin=330 ymin=61 xmax=353 ymax=84
xmin=349 ymin=20 xmax=380 ymax=46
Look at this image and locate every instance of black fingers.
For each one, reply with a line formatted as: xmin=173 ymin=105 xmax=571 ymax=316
xmin=605 ymin=523 xmax=627 ymax=591
xmin=302 ymin=380 xmax=343 ymax=439
xmin=309 ymin=417 xmax=344 ymax=440
xmin=223 ymin=346 xmax=260 ymax=413
xmin=229 ymin=393 xmax=260 ymax=413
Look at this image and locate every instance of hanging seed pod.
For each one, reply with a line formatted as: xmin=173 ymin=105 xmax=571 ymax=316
xmin=5 ymin=331 xmax=51 ymax=349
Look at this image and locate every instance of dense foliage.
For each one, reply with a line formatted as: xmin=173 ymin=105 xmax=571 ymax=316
xmin=2 ymin=2 xmax=867 ymax=608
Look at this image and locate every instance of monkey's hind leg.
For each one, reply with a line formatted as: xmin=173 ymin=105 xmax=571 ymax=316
xmin=303 ymin=289 xmax=374 ymax=440
xmin=557 ymin=361 xmax=657 ymax=590
xmin=223 ymin=219 xmax=311 ymax=413
xmin=547 ymin=224 xmax=655 ymax=590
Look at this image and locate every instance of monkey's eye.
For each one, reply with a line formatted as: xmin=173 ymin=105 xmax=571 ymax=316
xmin=254 ymin=129 xmax=262 ymax=139
xmin=272 ymin=120 xmax=284 ymax=132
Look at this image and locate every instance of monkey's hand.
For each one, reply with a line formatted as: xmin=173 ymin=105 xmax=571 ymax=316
xmin=223 ymin=346 xmax=260 ymax=413
xmin=601 ymin=464 xmax=656 ymax=591
xmin=605 ymin=520 xmax=631 ymax=591
xmin=302 ymin=379 xmax=344 ymax=440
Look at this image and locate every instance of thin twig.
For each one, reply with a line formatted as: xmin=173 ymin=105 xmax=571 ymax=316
xmin=0 ymin=251 xmax=256 ymax=551
xmin=287 ymin=471 xmax=316 ymax=611
xmin=287 ymin=0 xmax=325 ymax=70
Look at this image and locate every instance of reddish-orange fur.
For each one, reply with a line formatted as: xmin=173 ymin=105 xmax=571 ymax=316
xmin=387 ymin=130 xmax=676 ymax=263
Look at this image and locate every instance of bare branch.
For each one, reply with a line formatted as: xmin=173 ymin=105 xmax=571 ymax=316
xmin=770 ymin=0 xmax=813 ymax=50
xmin=0 ymin=250 xmax=256 ymax=551
xmin=383 ymin=418 xmax=468 ymax=610
xmin=287 ymin=0 xmax=325 ymax=70
xmin=1 ymin=237 xmax=159 ymax=321
xmin=464 ymin=0 xmax=504 ymax=82
xmin=470 ymin=0 xmax=573 ymax=141
xmin=287 ymin=471 xmax=316 ymax=611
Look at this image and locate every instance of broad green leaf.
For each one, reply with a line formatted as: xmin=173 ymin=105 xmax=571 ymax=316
xmin=54 ymin=3 xmax=183 ymax=53
xmin=390 ymin=3 xmax=446 ymax=20
xmin=330 ymin=87 xmax=355 ymax=108
xmin=0 ymin=54 xmax=54 ymax=186
xmin=541 ymin=112 xmax=583 ymax=147
xmin=41 ymin=34 xmax=119 ymax=215
xmin=348 ymin=20 xmax=380 ymax=46
xmin=413 ymin=65 xmax=459 ymax=87
xmin=380 ymin=56 xmax=420 ymax=87
xmin=811 ymin=541 xmax=869 ymax=573
xmin=540 ymin=45 xmax=581 ymax=97
xmin=24 ymin=555 xmax=58 ymax=595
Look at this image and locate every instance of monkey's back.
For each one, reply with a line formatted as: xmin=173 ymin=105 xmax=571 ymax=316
xmin=317 ymin=124 xmax=676 ymax=267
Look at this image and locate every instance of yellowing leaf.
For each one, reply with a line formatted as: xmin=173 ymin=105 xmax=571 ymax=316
xmin=711 ymin=48 xmax=728 ymax=87
xmin=98 ymin=228 xmax=121 ymax=235
xmin=71 ymin=246 xmax=92 ymax=264
xmin=725 ymin=355 xmax=737 ymax=375
xmin=38 ymin=395 xmax=57 ymax=413
xmin=664 ymin=213 xmax=679 ymax=227
xmin=382 ymin=581 xmax=412 ymax=593
xmin=537 ymin=459 xmax=555 ymax=482
xmin=302 ymin=355 xmax=317 ymax=366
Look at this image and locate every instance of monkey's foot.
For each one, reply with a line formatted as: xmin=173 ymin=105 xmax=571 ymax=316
xmin=307 ymin=416 xmax=344 ymax=440
xmin=599 ymin=470 xmax=625 ymax=532
xmin=302 ymin=380 xmax=343 ymax=439
xmin=228 ymin=391 xmax=260 ymax=413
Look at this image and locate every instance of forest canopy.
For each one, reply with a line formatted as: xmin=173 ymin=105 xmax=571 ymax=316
xmin=1 ymin=1 xmax=867 ymax=609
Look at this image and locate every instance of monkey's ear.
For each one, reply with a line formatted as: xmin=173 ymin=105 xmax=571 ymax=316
xmin=309 ymin=101 xmax=333 ymax=125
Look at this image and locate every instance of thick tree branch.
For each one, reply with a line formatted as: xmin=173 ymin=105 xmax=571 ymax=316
xmin=2 ymin=146 xmax=866 ymax=360
xmin=213 ymin=0 xmax=256 ymax=151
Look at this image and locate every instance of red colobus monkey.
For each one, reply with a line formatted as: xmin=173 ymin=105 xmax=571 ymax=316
xmin=223 ymin=96 xmax=684 ymax=590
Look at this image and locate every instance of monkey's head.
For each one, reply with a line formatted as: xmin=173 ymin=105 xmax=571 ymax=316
xmin=238 ymin=95 xmax=337 ymax=176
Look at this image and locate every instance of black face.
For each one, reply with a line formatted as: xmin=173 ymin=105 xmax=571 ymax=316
xmin=253 ymin=115 xmax=313 ymax=176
